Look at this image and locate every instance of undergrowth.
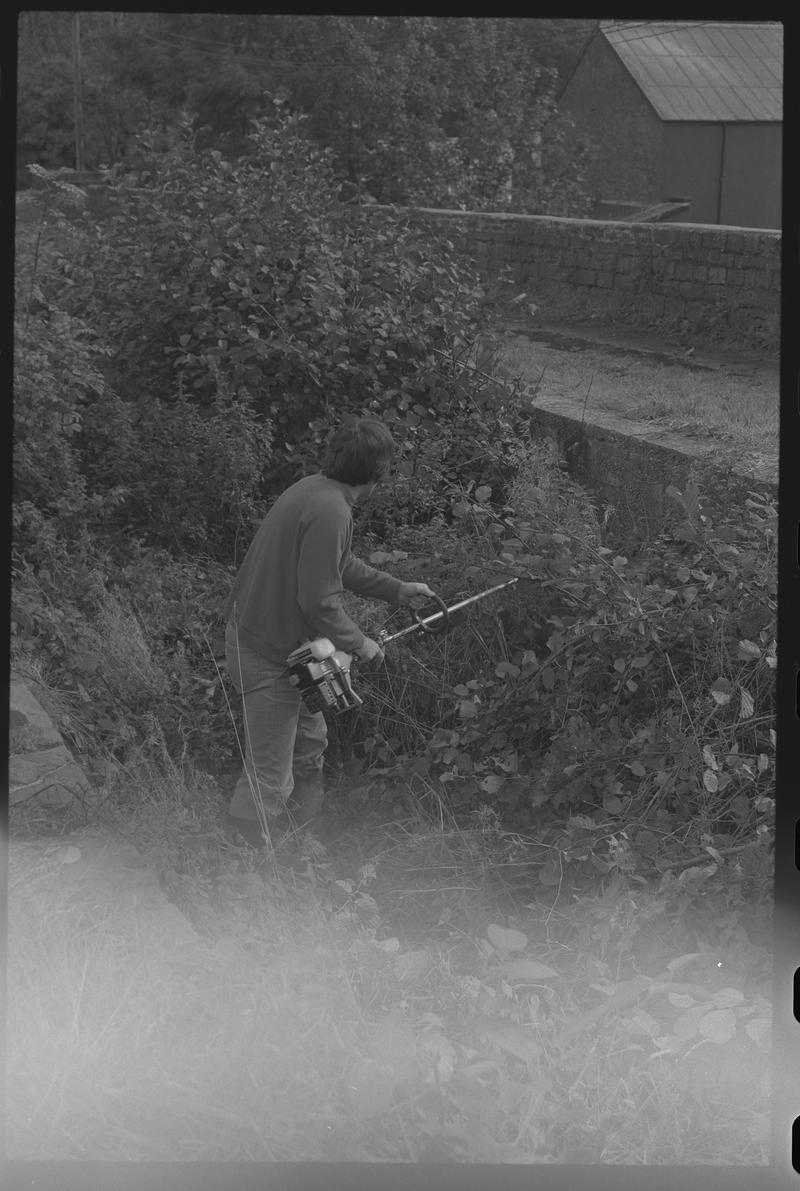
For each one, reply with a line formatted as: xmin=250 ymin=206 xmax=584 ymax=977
xmin=9 ymin=437 xmax=775 ymax=1165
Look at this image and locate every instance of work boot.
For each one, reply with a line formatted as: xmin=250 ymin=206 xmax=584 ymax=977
xmin=289 ymin=770 xmax=325 ymax=829
xmin=225 ymin=812 xmax=271 ymax=850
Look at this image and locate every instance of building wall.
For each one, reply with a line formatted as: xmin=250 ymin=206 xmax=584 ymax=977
xmin=659 ymin=124 xmax=724 ymax=225
xmin=660 ymin=123 xmax=782 ymax=229
xmin=720 ymin=124 xmax=782 ymax=230
xmin=558 ymin=35 xmax=662 ymax=206
xmin=380 ymin=207 xmax=780 ymax=351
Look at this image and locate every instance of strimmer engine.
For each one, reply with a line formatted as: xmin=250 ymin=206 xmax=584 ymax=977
xmin=286 ymin=579 xmax=519 ymax=715
xmin=286 ymin=638 xmax=363 ymax=714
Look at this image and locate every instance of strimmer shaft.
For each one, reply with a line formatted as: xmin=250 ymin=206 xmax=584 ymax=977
xmin=381 ymin=578 xmax=519 ymax=644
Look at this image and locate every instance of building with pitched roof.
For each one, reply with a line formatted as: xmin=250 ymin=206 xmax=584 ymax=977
xmin=558 ymin=20 xmax=782 ymax=228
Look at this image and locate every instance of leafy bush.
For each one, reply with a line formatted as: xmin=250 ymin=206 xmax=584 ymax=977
xmin=328 ymin=439 xmax=776 ymax=921
xmin=55 ymin=105 xmax=512 ymax=500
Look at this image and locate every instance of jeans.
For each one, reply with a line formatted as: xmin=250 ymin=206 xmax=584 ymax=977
xmin=224 ymin=625 xmax=327 ymax=822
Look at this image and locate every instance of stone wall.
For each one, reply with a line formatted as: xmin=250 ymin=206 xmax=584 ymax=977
xmin=378 ymin=207 xmax=780 ymax=352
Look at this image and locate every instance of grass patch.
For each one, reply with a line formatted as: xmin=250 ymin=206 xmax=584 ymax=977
xmin=498 ymin=335 xmax=779 ymax=462
xmin=7 ymin=767 xmax=772 ymax=1164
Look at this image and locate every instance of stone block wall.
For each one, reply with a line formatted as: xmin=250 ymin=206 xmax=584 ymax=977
xmin=378 ymin=207 xmax=780 ymax=352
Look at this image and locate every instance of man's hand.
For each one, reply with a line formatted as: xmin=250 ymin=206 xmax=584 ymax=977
xmin=355 ymin=636 xmax=385 ymax=664
xmin=397 ymin=581 xmax=436 ymax=609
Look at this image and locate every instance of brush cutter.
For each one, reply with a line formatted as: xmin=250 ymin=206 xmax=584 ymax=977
xmin=286 ymin=578 xmax=518 ymax=714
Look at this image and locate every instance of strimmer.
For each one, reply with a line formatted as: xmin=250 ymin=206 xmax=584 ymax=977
xmin=286 ymin=578 xmax=519 ymax=714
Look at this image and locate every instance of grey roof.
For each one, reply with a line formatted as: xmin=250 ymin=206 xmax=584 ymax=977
xmin=603 ymin=21 xmax=783 ymax=122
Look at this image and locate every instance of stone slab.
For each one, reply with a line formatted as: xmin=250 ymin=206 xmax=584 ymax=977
xmin=9 ymin=679 xmax=64 ymax=749
xmin=9 ymin=677 xmax=98 ymax=813
xmin=10 ymin=744 xmax=92 ymax=808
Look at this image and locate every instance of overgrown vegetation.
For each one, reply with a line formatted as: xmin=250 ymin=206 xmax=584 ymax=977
xmin=17 ymin=13 xmax=595 ymax=214
xmin=10 ymin=100 xmax=775 ymax=1164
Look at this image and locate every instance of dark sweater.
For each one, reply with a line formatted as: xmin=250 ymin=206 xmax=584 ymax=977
xmin=224 ymin=473 xmax=402 ymax=663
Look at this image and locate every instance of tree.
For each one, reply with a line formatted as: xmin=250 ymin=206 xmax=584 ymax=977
xmin=256 ymin=16 xmax=594 ymax=214
xmin=49 ymin=102 xmax=514 ymax=541
xmin=17 ymin=14 xmax=594 ymax=215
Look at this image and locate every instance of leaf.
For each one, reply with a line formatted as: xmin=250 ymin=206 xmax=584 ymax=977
xmin=603 ymin=794 xmax=623 ymax=814
xmin=678 ymin=865 xmax=716 ymax=885
xmin=53 ymin=845 xmax=82 ymax=865
xmin=459 ymin=699 xmax=478 ymax=719
xmin=737 ymin=639 xmax=762 ymax=660
xmin=486 ymin=924 xmax=528 ymax=953
xmin=673 ymin=1004 xmax=714 ymax=1039
xmin=494 ymin=662 xmax=520 ymax=678
xmin=498 ymin=959 xmax=559 ymax=982
xmin=476 ymin=1021 xmax=541 ymax=1067
xmin=744 ymin=1017 xmax=771 ymax=1049
xmin=712 ymin=987 xmax=745 ymax=1008
xmin=480 ymin=775 xmax=505 ymax=795
xmin=629 ymin=1008 xmax=661 ymax=1037
xmin=373 ymin=936 xmax=400 ymax=954
xmin=697 ymin=1008 xmax=737 ymax=1044
xmin=702 ymin=745 xmax=718 ymax=771
xmin=628 ymin=761 xmax=646 ymax=777
xmin=394 ymin=949 xmax=430 ymax=982
xmin=710 ymin=689 xmax=731 ymax=707
xmin=474 ymin=485 xmax=492 ymax=504
xmin=668 ymin=992 xmax=698 ymax=1008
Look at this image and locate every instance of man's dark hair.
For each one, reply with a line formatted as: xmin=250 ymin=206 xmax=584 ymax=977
xmin=322 ymin=418 xmax=396 ymax=486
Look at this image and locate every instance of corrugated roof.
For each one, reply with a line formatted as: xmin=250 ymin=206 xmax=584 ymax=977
xmin=603 ymin=21 xmax=782 ymax=122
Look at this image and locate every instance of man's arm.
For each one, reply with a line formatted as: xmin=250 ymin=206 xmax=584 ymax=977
xmin=341 ymin=551 xmax=404 ymax=603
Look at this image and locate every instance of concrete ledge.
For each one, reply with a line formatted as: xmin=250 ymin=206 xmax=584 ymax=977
xmin=525 ymin=396 xmax=776 ymax=544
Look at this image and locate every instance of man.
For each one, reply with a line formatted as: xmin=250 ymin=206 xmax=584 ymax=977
xmin=224 ymin=417 xmax=434 ymax=846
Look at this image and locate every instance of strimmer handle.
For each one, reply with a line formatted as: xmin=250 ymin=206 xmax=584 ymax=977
xmin=412 ymin=592 xmax=449 ymax=634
